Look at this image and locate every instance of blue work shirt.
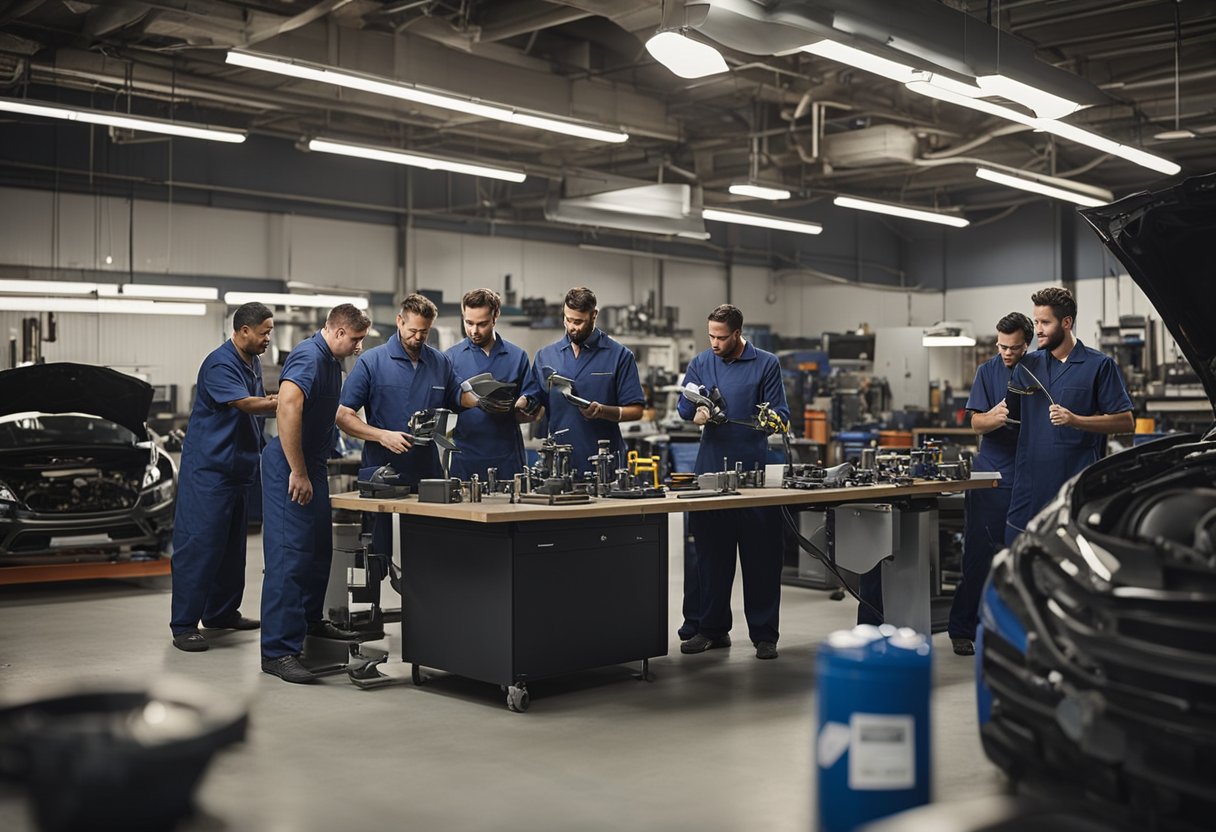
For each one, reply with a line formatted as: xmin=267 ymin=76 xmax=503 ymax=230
xmin=966 ymin=354 xmax=1019 ymax=488
xmin=1006 ymin=340 xmax=1133 ymax=539
xmin=531 ymin=328 xmax=645 ymax=470
xmin=445 ymin=334 xmax=541 ymax=481
xmin=677 ymin=342 xmax=790 ymax=475
xmin=340 ymin=336 xmax=461 ymax=485
xmin=181 ymin=340 xmax=265 ymax=485
xmin=278 ymin=330 xmax=343 ymax=465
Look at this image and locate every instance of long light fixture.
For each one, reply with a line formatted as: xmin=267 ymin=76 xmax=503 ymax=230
xmin=0 ymin=96 xmax=246 ymax=143
xmin=922 ymin=334 xmax=977 ymax=347
xmin=0 ymin=297 xmax=206 ymax=315
xmin=0 ymin=279 xmax=99 ymax=295
xmin=644 ymin=31 xmax=730 ymax=79
xmin=975 ymin=168 xmax=1111 ymax=208
xmin=97 ymin=283 xmax=219 ymax=301
xmin=224 ymin=292 xmax=369 ymax=310
xmin=307 ymin=138 xmax=526 ymax=183
xmin=976 ymin=74 xmax=1081 ymax=120
xmin=729 ymin=183 xmax=792 ymax=200
xmin=833 ymin=196 xmax=970 ymax=228
xmin=702 ymin=207 xmax=822 ymax=235
xmin=801 ymin=40 xmax=916 ymax=84
xmin=226 ymin=50 xmax=628 ymax=144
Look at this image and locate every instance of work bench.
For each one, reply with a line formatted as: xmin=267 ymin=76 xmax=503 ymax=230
xmin=331 ymin=479 xmax=995 ymax=711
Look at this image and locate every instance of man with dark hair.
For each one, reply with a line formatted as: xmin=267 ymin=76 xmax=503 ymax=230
xmin=677 ymin=304 xmax=790 ymax=660
xmin=1005 ymin=287 xmax=1134 ymax=547
xmin=336 ymin=293 xmax=462 ymax=556
xmin=445 ymin=288 xmax=542 ymax=482
xmin=169 ymin=302 xmax=278 ymax=652
xmin=529 ymin=286 xmax=645 ymax=467
xmin=261 ymin=303 xmax=369 ymax=683
xmin=946 ymin=311 xmax=1032 ymax=656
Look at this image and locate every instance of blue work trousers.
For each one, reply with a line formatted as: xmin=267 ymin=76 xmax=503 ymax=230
xmin=948 ymin=487 xmax=1012 ymax=640
xmin=687 ymin=507 xmax=783 ymax=644
xmin=169 ymin=470 xmax=250 ymax=634
xmin=260 ymin=449 xmax=333 ymax=658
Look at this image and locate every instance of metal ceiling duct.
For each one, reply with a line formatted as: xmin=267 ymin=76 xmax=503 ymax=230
xmin=544 ymin=178 xmax=709 ymax=238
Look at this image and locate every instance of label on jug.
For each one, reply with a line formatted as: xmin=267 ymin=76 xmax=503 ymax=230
xmin=848 ymin=713 xmax=915 ymax=790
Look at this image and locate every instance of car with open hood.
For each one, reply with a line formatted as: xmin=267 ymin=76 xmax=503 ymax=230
xmin=978 ymin=173 xmax=1216 ymax=830
xmin=0 ymin=363 xmax=176 ymax=565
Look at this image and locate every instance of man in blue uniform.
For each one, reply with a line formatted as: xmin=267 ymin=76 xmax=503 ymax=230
xmin=170 ymin=302 xmax=278 ymax=652
xmin=1005 ymin=287 xmax=1134 ymax=547
xmin=677 ymin=304 xmax=790 ymax=660
xmin=336 ymin=293 xmax=462 ymax=556
xmin=261 ymin=304 xmax=369 ymax=684
xmin=529 ymin=286 xmax=645 ymax=472
xmin=446 ymin=288 xmax=543 ymax=482
xmin=946 ymin=312 xmax=1032 ymax=657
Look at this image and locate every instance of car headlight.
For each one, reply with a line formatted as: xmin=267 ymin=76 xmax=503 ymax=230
xmin=142 ymin=464 xmax=162 ymax=489
xmin=0 ymin=481 xmax=17 ymax=503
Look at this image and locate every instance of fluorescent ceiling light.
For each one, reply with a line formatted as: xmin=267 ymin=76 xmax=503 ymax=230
xmin=97 ymin=283 xmax=219 ymax=301
xmin=976 ymin=74 xmax=1081 ymax=120
xmin=922 ymin=334 xmax=977 ymax=347
xmin=0 ymin=297 xmax=206 ymax=315
xmin=702 ymin=207 xmax=823 ymax=235
xmin=308 ymin=138 xmax=526 ymax=183
xmin=0 ymin=96 xmax=246 ymax=143
xmin=906 ymin=80 xmax=1037 ymax=126
xmin=1153 ymin=129 xmax=1196 ymax=141
xmin=644 ymin=31 xmax=730 ymax=79
xmin=801 ymin=40 xmax=916 ymax=84
xmin=975 ymin=168 xmax=1111 ymax=208
xmin=833 ymin=195 xmax=969 ymax=228
xmin=0 ymin=279 xmax=99 ymax=295
xmin=224 ymin=292 xmax=369 ymax=310
xmin=226 ymin=50 xmax=627 ymax=144
xmin=729 ymin=183 xmax=792 ymax=200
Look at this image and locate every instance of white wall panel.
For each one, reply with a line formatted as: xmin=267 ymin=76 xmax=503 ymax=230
xmin=663 ymin=261 xmax=727 ymax=335
xmin=0 ymin=188 xmax=55 ymax=267
xmin=289 ymin=215 xmax=396 ymax=291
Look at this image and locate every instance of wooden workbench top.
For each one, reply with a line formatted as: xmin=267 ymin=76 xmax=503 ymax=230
xmin=330 ymin=478 xmax=997 ymax=524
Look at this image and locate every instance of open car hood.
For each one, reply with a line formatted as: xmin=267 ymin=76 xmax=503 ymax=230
xmin=0 ymin=363 xmax=153 ymax=440
xmin=1079 ymin=172 xmax=1216 ymax=409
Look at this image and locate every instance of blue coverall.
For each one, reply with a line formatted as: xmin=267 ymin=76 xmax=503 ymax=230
xmin=677 ymin=342 xmax=790 ymax=645
xmin=170 ymin=340 xmax=265 ymax=635
xmin=260 ymin=331 xmax=342 ymax=659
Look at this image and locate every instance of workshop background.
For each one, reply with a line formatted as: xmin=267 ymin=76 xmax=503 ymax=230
xmin=2 ymin=2 xmax=1214 ymax=831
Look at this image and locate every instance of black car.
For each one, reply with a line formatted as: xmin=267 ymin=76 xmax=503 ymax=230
xmin=978 ymin=173 xmax=1216 ymax=830
xmin=0 ymin=363 xmax=176 ymax=564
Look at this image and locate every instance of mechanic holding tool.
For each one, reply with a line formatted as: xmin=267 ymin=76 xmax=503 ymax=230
xmin=170 ymin=302 xmax=277 ymax=653
xmin=677 ymin=304 xmax=790 ymax=661
xmin=529 ymin=286 xmax=645 ymax=470
xmin=1005 ymin=287 xmax=1134 ymax=546
xmin=261 ymin=304 xmax=369 ymax=684
xmin=445 ymin=288 xmax=543 ymax=482
xmin=946 ymin=311 xmax=1033 ymax=657
xmin=336 ymin=293 xmax=464 ymax=557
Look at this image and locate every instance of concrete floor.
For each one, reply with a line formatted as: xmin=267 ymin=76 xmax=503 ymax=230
xmin=0 ymin=520 xmax=1006 ymax=831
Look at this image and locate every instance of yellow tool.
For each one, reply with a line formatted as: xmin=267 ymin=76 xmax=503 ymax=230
xmin=627 ymin=450 xmax=661 ymax=488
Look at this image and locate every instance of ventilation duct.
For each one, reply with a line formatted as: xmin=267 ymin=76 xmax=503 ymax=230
xmin=545 ymin=178 xmax=709 ymax=238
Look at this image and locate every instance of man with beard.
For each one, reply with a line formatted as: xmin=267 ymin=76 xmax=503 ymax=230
xmin=677 ymin=304 xmax=789 ymax=661
xmin=261 ymin=304 xmax=369 ymax=683
xmin=337 ymin=293 xmax=463 ymax=557
xmin=947 ymin=311 xmax=1032 ymax=656
xmin=1004 ymin=287 xmax=1133 ymax=547
xmin=529 ymin=286 xmax=645 ymax=469
xmin=170 ymin=302 xmax=278 ymax=652
xmin=446 ymin=288 xmax=543 ymax=483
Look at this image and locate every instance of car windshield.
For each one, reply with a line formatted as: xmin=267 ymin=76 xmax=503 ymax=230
xmin=0 ymin=413 xmax=139 ymax=449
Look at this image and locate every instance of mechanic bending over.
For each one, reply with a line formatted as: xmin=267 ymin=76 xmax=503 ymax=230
xmin=445 ymin=288 xmax=544 ymax=482
xmin=947 ymin=311 xmax=1033 ymax=657
xmin=1004 ymin=286 xmax=1134 ymax=547
xmin=170 ymin=302 xmax=278 ymax=653
xmin=529 ymin=286 xmax=645 ymax=469
xmin=677 ymin=304 xmax=790 ymax=661
xmin=261 ymin=304 xmax=369 ymax=685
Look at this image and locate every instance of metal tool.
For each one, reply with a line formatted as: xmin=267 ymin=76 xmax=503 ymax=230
xmin=544 ymin=370 xmax=592 ymax=408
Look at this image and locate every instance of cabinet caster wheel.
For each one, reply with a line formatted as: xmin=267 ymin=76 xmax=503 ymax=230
xmin=506 ymin=684 xmax=530 ymax=712
xmin=829 ymin=589 xmax=846 ymax=601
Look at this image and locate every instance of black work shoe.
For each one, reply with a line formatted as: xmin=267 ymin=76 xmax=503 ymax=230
xmin=755 ymin=641 xmax=779 ymax=660
xmin=306 ymin=620 xmax=361 ymax=641
xmin=172 ymin=631 xmax=208 ymax=652
xmin=261 ymin=655 xmax=318 ymax=684
xmin=203 ymin=614 xmax=260 ymax=631
xmin=951 ymin=637 xmax=975 ymax=656
xmin=680 ymin=633 xmax=732 ymax=654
